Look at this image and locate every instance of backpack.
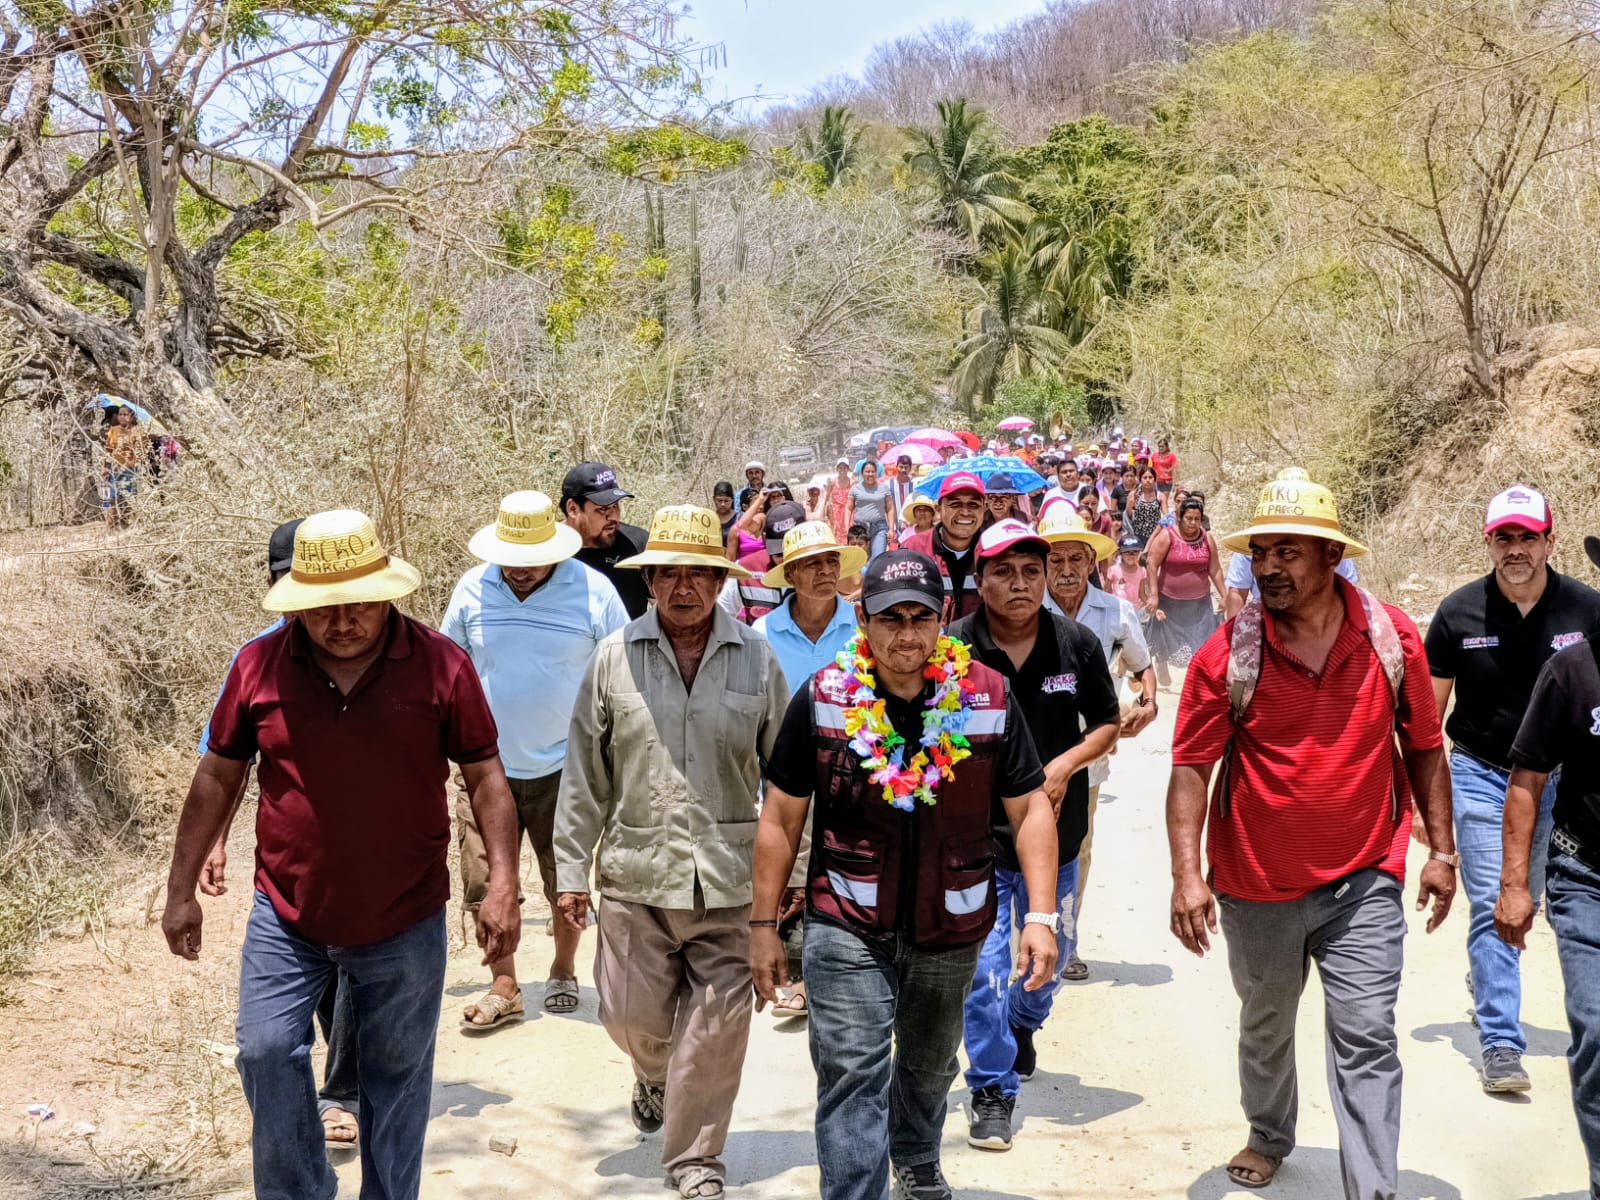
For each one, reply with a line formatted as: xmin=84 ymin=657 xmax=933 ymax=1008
xmin=1212 ymin=588 xmax=1407 ymax=821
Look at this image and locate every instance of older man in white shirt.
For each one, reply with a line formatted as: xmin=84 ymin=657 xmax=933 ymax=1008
xmin=1040 ymin=506 xmax=1158 ymax=981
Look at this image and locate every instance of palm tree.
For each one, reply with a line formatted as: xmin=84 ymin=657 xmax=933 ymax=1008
xmin=902 ymin=99 xmax=1033 ymax=250
xmin=950 ymin=246 xmax=1076 ymax=411
xmin=1024 ymin=212 xmax=1119 ymax=344
xmin=795 ymin=105 xmax=863 ymax=187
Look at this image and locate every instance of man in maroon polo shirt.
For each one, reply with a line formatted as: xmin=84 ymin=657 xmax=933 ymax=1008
xmin=1165 ymin=474 xmax=1456 ymax=1200
xmin=161 ymin=509 xmax=522 ymax=1200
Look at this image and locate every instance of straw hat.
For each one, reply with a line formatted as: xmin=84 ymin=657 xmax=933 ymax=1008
xmin=905 ymin=494 xmax=937 ymax=517
xmin=617 ymin=505 xmax=753 ymax=578
xmin=262 ymin=509 xmax=422 ymax=613
xmin=762 ymin=521 xmax=868 ymax=588
xmin=467 ymin=491 xmax=580 ymax=568
xmin=1221 ymin=468 xmax=1369 ymax=557
xmin=1037 ymin=504 xmax=1116 ymax=562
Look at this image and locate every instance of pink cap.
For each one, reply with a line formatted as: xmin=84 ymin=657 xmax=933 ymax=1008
xmin=978 ymin=518 xmax=1050 ymax=560
xmin=1485 ymin=486 xmax=1552 ymax=535
xmin=938 ymin=471 xmax=986 ymax=500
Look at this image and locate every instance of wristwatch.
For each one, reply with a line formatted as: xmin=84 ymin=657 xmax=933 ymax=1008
xmin=1023 ymin=912 xmax=1061 ymax=933
xmin=1429 ymin=850 xmax=1461 ymax=868
xmin=1136 ymin=694 xmax=1157 ymax=713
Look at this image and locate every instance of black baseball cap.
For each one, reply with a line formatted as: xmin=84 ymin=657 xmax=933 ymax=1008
xmin=860 ymin=550 xmax=945 ymax=616
xmin=561 ymin=462 xmax=633 ymax=508
xmin=268 ymin=518 xmax=305 ymax=578
xmin=764 ymin=501 xmax=807 ymax=558
xmin=1117 ymin=535 xmax=1145 ymax=552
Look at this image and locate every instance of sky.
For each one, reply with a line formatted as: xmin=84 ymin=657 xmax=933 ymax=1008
xmin=680 ymin=0 xmax=1049 ymax=112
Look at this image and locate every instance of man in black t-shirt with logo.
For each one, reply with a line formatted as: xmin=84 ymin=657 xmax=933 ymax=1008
xmin=561 ymin=462 xmax=651 ymax=618
xmin=1497 ymin=531 xmax=1600 ymax=1197
xmin=748 ymin=550 xmax=1059 ymax=1200
xmin=1424 ymin=485 xmax=1600 ymax=1093
xmin=949 ymin=519 xmax=1120 ymax=1154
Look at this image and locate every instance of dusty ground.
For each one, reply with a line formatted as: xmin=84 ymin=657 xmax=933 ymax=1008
xmin=0 ymin=688 xmax=1590 ymax=1199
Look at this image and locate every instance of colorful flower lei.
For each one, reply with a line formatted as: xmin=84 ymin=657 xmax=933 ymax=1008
xmin=835 ymin=633 xmax=976 ymax=811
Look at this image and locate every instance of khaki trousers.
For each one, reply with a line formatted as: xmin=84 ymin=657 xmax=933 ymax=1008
xmin=596 ymin=895 xmax=753 ymax=1181
xmin=1073 ymin=784 xmax=1101 ymax=920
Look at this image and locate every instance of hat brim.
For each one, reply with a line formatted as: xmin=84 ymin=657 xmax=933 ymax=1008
xmin=615 ymin=548 xmax=752 ymax=579
xmin=1585 ymin=535 xmax=1600 ymax=572
xmin=262 ymin=558 xmax=422 ymax=613
xmin=577 ymin=488 xmax=633 ymax=507
xmin=467 ymin=521 xmax=581 ymax=567
xmin=763 ymin=543 xmax=868 ymax=589
xmin=863 ymin=587 xmax=943 ymax=616
xmin=1221 ymin=522 xmax=1369 ymax=557
xmin=1040 ymin=529 xmax=1117 ymax=562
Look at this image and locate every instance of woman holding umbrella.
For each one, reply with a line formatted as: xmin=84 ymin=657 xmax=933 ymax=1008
xmin=102 ymin=403 xmax=149 ymax=528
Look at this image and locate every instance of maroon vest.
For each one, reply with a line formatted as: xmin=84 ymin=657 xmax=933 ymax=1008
xmin=807 ymin=659 xmax=1008 ymax=949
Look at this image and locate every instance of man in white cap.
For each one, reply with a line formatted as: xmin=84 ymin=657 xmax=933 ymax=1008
xmin=555 ymin=505 xmax=790 ymax=1200
xmin=1497 ymin=531 xmax=1600 ymax=1197
xmin=1166 ymin=472 xmax=1456 ymax=1198
xmin=444 ymin=491 xmax=629 ymax=1029
xmin=736 ymin=461 xmax=767 ymax=515
xmin=1424 ymin=485 xmax=1600 ymax=1092
xmin=1039 ymin=506 xmax=1158 ymax=983
xmin=162 ymin=510 xmax=522 ymax=1200
xmin=950 ymin=520 xmax=1120 ymax=1153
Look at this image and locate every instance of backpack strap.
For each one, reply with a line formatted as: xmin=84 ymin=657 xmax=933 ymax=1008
xmin=1212 ymin=601 xmax=1265 ymax=821
xmin=1354 ymin=586 xmax=1407 ymax=822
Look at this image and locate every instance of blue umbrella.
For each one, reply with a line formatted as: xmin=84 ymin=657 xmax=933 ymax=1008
xmin=86 ymin=393 xmax=166 ymax=433
xmin=913 ymin=455 xmax=1049 ymax=498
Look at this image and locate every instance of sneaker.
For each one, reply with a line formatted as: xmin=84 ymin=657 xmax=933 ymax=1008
xmin=1481 ymin=1047 xmax=1532 ymax=1094
xmin=966 ymin=1085 xmax=1015 ymax=1151
xmin=630 ymin=1081 xmax=665 ymax=1132
xmin=891 ymin=1160 xmax=954 ymax=1199
xmin=1011 ymin=1024 xmax=1037 ymax=1082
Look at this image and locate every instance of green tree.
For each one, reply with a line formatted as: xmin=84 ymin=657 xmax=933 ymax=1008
xmin=902 ymin=100 xmax=1033 ymax=250
xmin=950 ymin=246 xmax=1074 ymax=410
xmin=795 ymin=106 xmax=864 ymax=187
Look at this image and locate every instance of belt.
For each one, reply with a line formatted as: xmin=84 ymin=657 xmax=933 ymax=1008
xmin=1552 ymin=826 xmax=1600 ymax=875
xmin=1451 ymin=745 xmax=1511 ymax=775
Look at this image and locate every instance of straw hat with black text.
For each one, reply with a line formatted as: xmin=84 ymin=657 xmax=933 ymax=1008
xmin=1221 ymin=468 xmax=1368 ymax=557
xmin=618 ymin=505 xmax=754 ymax=578
xmin=762 ymin=521 xmax=868 ymax=588
xmin=263 ymin=509 xmax=422 ymax=613
xmin=467 ymin=491 xmax=581 ymax=568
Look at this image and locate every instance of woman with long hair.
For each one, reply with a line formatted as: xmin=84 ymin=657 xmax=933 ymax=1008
xmin=1123 ymin=466 xmax=1163 ymax=544
xmin=825 ymin=459 xmax=853 ymax=542
xmin=1142 ymin=497 xmax=1225 ymax=685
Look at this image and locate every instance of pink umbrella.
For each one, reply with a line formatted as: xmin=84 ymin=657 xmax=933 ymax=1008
xmin=883 ymin=441 xmax=943 ymax=467
xmin=996 ymin=415 xmax=1034 ymax=432
xmin=903 ymin=427 xmax=964 ymax=450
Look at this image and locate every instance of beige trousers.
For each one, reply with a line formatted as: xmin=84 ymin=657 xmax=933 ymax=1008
xmin=596 ymin=895 xmax=753 ymax=1181
xmin=1074 ymin=784 xmax=1101 ymax=920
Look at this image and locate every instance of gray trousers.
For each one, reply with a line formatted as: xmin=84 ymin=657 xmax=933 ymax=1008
xmin=1218 ymin=868 xmax=1406 ymax=1200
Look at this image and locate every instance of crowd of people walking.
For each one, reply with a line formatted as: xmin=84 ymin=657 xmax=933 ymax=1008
xmin=157 ymin=426 xmax=1600 ymax=1200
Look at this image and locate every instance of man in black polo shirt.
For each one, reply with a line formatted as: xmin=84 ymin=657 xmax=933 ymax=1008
xmin=1424 ymin=485 xmax=1600 ymax=1093
xmin=561 ymin=462 xmax=651 ymax=618
xmin=748 ymin=550 xmax=1060 ymax=1200
xmin=1497 ymin=536 xmax=1600 ymax=1196
xmin=947 ymin=519 xmax=1120 ymax=1153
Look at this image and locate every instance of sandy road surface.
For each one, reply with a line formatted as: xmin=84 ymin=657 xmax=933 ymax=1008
xmin=325 ymin=697 xmax=1590 ymax=1200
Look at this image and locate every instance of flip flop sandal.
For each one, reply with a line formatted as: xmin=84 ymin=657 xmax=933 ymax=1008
xmin=544 ymin=977 xmax=580 ymax=1013
xmin=321 ymin=1108 xmax=359 ymax=1147
xmin=461 ymin=989 xmax=525 ymax=1031
xmin=1059 ymin=956 xmax=1090 ymax=982
xmin=770 ymin=990 xmax=808 ymax=1019
xmin=1225 ymin=1152 xmax=1281 ymax=1190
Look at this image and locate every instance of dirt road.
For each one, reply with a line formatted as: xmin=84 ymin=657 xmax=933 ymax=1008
xmin=0 ymin=694 xmax=1588 ymax=1199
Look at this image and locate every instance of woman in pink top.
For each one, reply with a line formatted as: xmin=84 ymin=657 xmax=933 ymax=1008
xmin=1143 ymin=498 xmax=1225 ymax=682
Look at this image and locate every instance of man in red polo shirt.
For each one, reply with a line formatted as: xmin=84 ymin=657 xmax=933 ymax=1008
xmin=161 ymin=509 xmax=522 ymax=1200
xmin=1165 ymin=473 xmax=1456 ymax=1200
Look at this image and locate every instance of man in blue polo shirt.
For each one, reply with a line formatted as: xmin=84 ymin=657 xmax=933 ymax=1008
xmin=443 ymin=490 xmax=628 ymax=1029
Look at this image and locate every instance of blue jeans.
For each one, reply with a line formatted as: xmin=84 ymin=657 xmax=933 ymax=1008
xmin=866 ymin=520 xmax=889 ymax=560
xmin=1545 ymin=845 xmax=1600 ymax=1198
xmin=236 ymin=893 xmax=447 ymax=1200
xmin=963 ymin=862 xmax=1077 ymax=1096
xmin=316 ymin=971 xmax=359 ymax=1114
xmin=805 ymin=919 xmax=982 ymax=1200
xmin=1451 ymin=751 xmax=1556 ymax=1053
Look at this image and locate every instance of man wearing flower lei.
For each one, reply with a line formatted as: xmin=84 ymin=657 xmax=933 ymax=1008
xmin=949 ymin=519 xmax=1121 ymax=1154
xmin=750 ymin=549 xmax=1061 ymax=1200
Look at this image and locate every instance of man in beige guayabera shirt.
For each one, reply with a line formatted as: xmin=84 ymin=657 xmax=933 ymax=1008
xmin=555 ymin=505 xmax=790 ymax=1200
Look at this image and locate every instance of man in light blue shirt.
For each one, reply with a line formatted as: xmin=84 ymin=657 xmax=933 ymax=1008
xmin=442 ymin=491 xmax=628 ymax=1030
xmin=752 ymin=520 xmax=866 ymax=1018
